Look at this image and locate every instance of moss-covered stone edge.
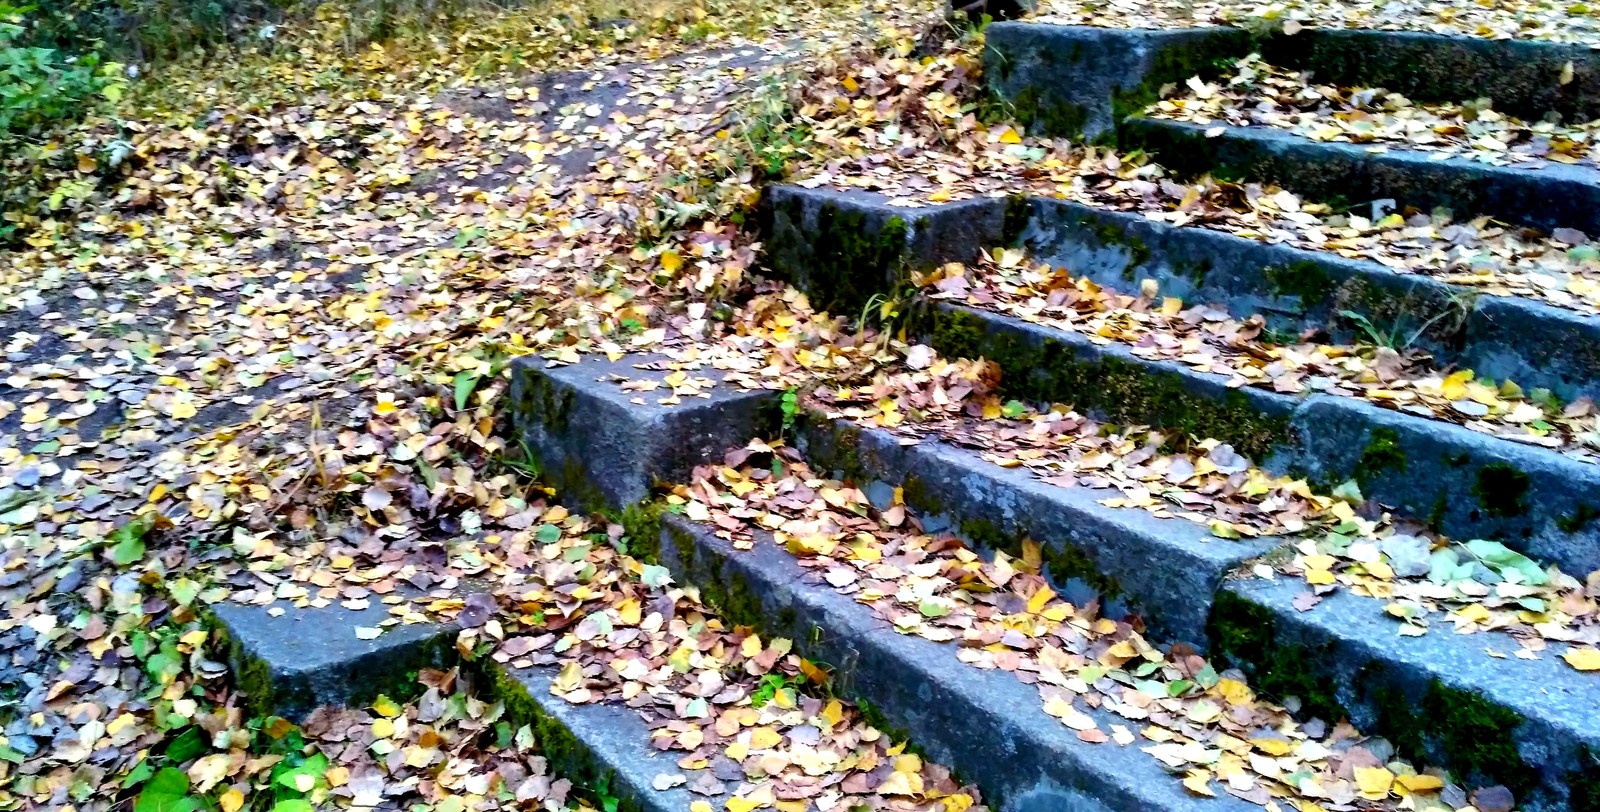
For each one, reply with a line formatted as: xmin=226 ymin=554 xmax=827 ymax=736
xmin=919 ymin=304 xmax=1291 ymax=460
xmin=794 ymin=410 xmax=1127 ymax=602
xmin=1206 ymin=589 xmax=1541 ymax=795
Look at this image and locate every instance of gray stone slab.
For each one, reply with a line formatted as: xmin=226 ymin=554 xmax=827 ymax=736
xmin=494 ymin=664 xmax=714 ymax=812
xmin=507 ymin=353 xmax=780 ymax=513
xmin=1215 ymin=576 xmax=1600 ymax=811
xmin=1123 ymin=118 xmax=1600 ymax=234
xmin=760 ymin=184 xmax=1015 ymax=316
xmin=209 ymin=597 xmax=461 ymax=721
xmin=1289 ymin=395 xmax=1600 ymax=576
xmin=918 ymin=301 xmax=1303 ymax=464
xmin=1258 ymin=27 xmax=1600 ymax=122
xmin=765 ymin=183 xmax=1600 ymax=403
xmin=983 ymin=23 xmax=1250 ymax=143
xmin=657 ymin=513 xmax=1261 ymax=812
xmin=794 ymin=414 xmax=1276 ymax=647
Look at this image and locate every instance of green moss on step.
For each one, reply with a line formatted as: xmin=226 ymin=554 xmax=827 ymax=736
xmin=1004 ymin=84 xmax=1093 ymax=140
xmin=1206 ymin=590 xmax=1344 ymax=723
xmin=1263 ymin=261 xmax=1338 ymax=307
xmin=1569 ymin=746 xmax=1600 ymax=812
xmin=1420 ymin=681 xmax=1533 ymax=794
xmin=1001 ymin=193 xmax=1033 ymax=246
xmin=666 ymin=523 xmax=797 ymax=632
xmin=614 ymin=500 xmax=669 ymax=564
xmin=802 ymin=202 xmax=908 ymax=316
xmin=471 ymin=660 xmax=647 ymax=812
xmin=1473 ymin=462 xmax=1530 ymax=519
xmin=924 ymin=307 xmax=1289 ymax=460
xmin=1353 ymin=427 xmax=1406 ymax=488
xmin=1557 ymin=502 xmax=1600 ymax=534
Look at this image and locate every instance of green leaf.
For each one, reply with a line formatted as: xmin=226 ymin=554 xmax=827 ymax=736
xmin=134 ymin=767 xmax=199 ymax=812
xmin=108 ymin=514 xmax=155 ymax=566
xmin=1001 ymin=399 xmax=1026 ymax=419
xmin=453 ymin=371 xmax=480 ymax=411
xmin=167 ymin=578 xmax=201 ymax=608
xmin=536 ymin=523 xmax=562 ymax=543
xmin=271 ymin=802 xmax=314 ymax=812
xmin=163 ymin=726 xmax=207 ymax=763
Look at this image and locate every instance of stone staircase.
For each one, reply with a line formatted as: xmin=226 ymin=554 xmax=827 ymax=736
xmin=205 ymin=17 xmax=1600 ymax=812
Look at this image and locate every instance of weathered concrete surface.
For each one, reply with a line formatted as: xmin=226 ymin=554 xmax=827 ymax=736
xmin=983 ymin=23 xmax=1251 ymax=142
xmin=1021 ymin=195 xmax=1600 ymax=404
xmin=1289 ymin=396 xmax=1600 ymax=576
xmin=1259 ymin=27 xmax=1600 ymax=122
xmin=489 ymin=664 xmax=715 ymax=812
xmin=656 ymin=513 xmax=1264 ymax=812
xmin=760 ymin=185 xmax=1014 ymax=316
xmin=794 ymin=412 xmax=1275 ymax=647
xmin=1123 ymin=118 xmax=1600 ymax=235
xmin=209 ymin=596 xmax=462 ymax=721
xmin=507 ymin=353 xmax=780 ymax=513
xmin=1214 ymin=576 xmax=1600 ymax=811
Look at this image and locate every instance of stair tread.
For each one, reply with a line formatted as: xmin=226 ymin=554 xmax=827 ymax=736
xmin=660 ymin=512 xmax=1265 ymax=812
xmin=1122 ymin=117 xmax=1600 ymax=234
xmin=818 ymin=413 xmax=1600 ymax=746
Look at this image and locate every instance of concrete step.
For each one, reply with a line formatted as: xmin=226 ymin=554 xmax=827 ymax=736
xmin=762 ymin=184 xmax=1600 ymax=405
xmin=507 ymin=353 xmax=1600 ymax=811
xmin=761 ymin=184 xmax=1600 ymax=577
xmin=1120 ymin=117 xmax=1600 ymax=235
xmin=208 ymin=595 xmax=711 ymax=812
xmin=984 ymin=21 xmax=1600 ymax=145
xmin=790 ymin=413 xmax=1600 ymax=808
xmin=653 ymin=511 xmax=1265 ymax=812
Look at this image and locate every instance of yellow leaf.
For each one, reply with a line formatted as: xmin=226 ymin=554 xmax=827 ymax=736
xmin=1394 ymin=774 xmax=1443 ymax=794
xmin=1216 ymin=678 xmax=1254 ymax=706
xmin=820 ymin=699 xmax=844 ymax=728
xmin=944 ymin=793 xmax=975 ymax=812
xmin=1453 ymin=604 xmax=1491 ymax=624
xmin=998 ymin=127 xmax=1022 ymax=144
xmin=1354 ymin=766 xmax=1394 ymax=798
xmin=1440 ymin=370 xmax=1474 ymax=400
xmin=1563 ymin=647 xmax=1600 ymax=671
xmin=727 ymin=795 xmax=767 ymax=812
xmin=373 ymin=694 xmax=403 ymax=717
xmin=219 ymin=789 xmax=245 ymax=812
xmin=660 ymin=250 xmax=683 ymax=274
xmin=1026 ymin=584 xmax=1056 ymax=615
xmin=371 ymin=717 xmax=395 ymax=738
xmin=1160 ymin=297 xmax=1183 ymax=316
xmin=842 ymin=76 xmax=859 ymax=93
xmin=748 ymin=726 xmax=782 ymax=750
xmin=1250 ymin=736 xmax=1293 ymax=756
xmin=1182 ymin=771 xmax=1215 ymax=797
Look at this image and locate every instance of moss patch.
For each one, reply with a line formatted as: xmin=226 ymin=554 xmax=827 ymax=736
xmin=922 ymin=306 xmax=1290 ymax=460
xmin=1352 ymin=427 xmax=1406 ymax=488
xmin=1473 ymin=462 xmax=1531 ymax=519
xmin=1420 ymin=681 xmax=1533 ymax=793
xmin=1205 ymin=590 xmax=1344 ymax=722
xmin=471 ymin=660 xmax=646 ymax=812
xmin=1557 ymin=502 xmax=1600 ymax=534
xmin=1263 ymin=261 xmax=1338 ymax=308
xmin=797 ymin=199 xmax=908 ymax=316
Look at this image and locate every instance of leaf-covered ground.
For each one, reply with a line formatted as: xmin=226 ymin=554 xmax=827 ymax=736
xmin=4 ymin=2 xmax=1600 ymax=812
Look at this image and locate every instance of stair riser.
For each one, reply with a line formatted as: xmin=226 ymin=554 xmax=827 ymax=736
xmin=759 ymin=184 xmax=1019 ymax=316
xmin=1210 ymin=580 xmax=1600 ymax=812
xmin=793 ymin=408 xmax=1273 ymax=647
xmin=1253 ymin=28 xmax=1600 ymax=123
xmin=506 ymin=355 xmax=781 ymax=514
xmin=1022 ymin=197 xmax=1600 ymax=404
xmin=764 ymin=185 xmax=1600 ymax=403
xmin=987 ymin=23 xmax=1600 ymax=142
xmin=916 ymin=302 xmax=1600 ymax=575
xmin=1122 ymin=118 xmax=1600 ymax=235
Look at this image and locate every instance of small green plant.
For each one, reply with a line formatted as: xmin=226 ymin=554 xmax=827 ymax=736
xmin=0 ymin=3 xmax=125 ymax=137
xmin=780 ymin=388 xmax=799 ymax=437
xmin=749 ymin=671 xmax=807 ymax=708
xmin=1339 ymin=295 xmax=1471 ymax=352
